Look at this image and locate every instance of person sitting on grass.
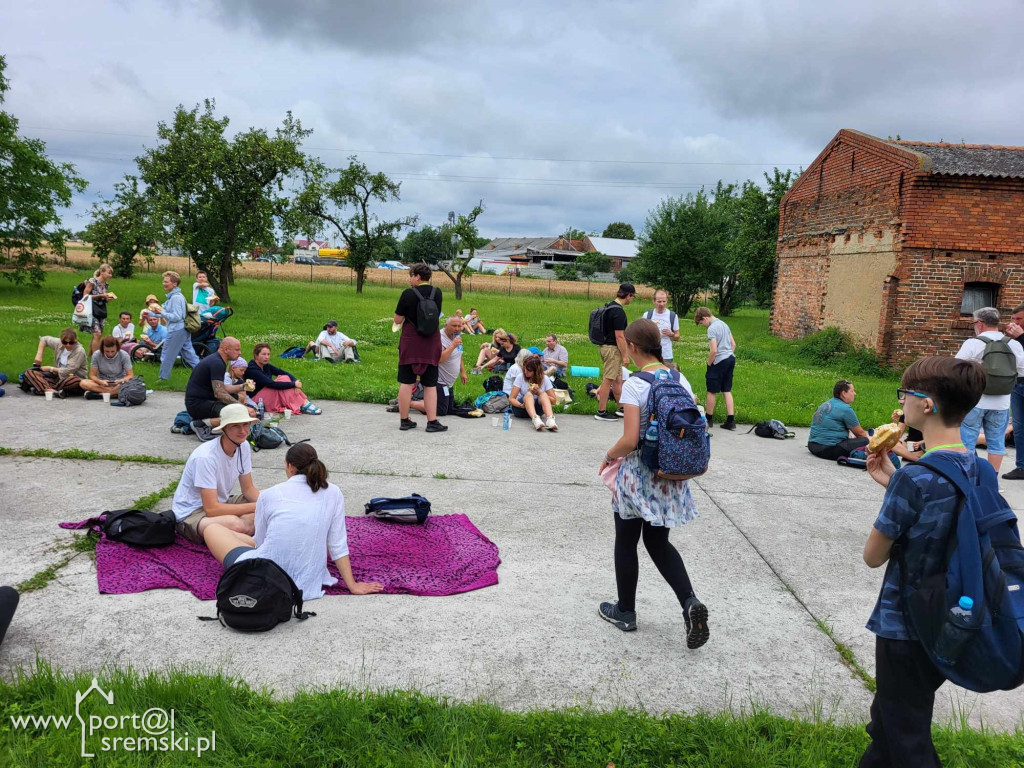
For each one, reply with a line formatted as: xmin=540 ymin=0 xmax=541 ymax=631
xmin=306 ymin=320 xmax=360 ymax=363
xmin=503 ymin=348 xmax=532 ymax=395
xmin=171 ymin=403 xmax=261 ymax=542
xmin=185 ymin=337 xmax=257 ymax=440
xmin=859 ymin=356 xmax=986 ymax=765
xmin=472 ymin=328 xmax=509 ymax=373
xmin=806 ymin=379 xmax=870 ymax=461
xmin=202 ymin=442 xmax=384 ymax=598
xmin=246 ymin=343 xmax=322 ymax=415
xmin=138 ymin=313 xmax=168 ymax=353
xmin=482 ymin=332 xmax=520 ymax=375
xmin=509 ymin=355 xmax=558 ymax=431
xmin=464 ymin=308 xmax=488 ymax=335
xmin=397 ymin=315 xmax=468 ymax=419
xmin=23 ymin=328 xmax=88 ymax=397
xmin=80 ymin=336 xmax=133 ymax=400
xmin=541 ymin=333 xmax=569 ymax=379
xmin=111 ymin=311 xmax=135 ymax=344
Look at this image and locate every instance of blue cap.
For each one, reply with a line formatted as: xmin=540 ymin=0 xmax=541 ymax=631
xmin=528 ymin=346 xmax=541 ymax=355
xmin=958 ymin=596 xmax=974 ymax=610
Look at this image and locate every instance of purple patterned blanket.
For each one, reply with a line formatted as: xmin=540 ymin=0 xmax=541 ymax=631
xmin=59 ymin=514 xmax=500 ymax=600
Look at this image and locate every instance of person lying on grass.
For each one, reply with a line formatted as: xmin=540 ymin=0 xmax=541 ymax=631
xmin=203 ymin=442 xmax=384 ymax=598
xmin=509 ymin=355 xmax=558 ymax=431
xmin=80 ymin=336 xmax=133 ymax=399
xmin=245 ymin=344 xmax=322 ymax=415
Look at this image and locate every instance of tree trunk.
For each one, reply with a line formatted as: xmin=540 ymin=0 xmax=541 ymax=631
xmin=356 ymin=267 xmax=365 ymax=293
xmin=454 ymin=276 xmax=463 ymax=300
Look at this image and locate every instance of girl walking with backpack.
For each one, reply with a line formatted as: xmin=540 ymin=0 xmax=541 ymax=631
xmin=597 ymin=318 xmax=709 ymax=648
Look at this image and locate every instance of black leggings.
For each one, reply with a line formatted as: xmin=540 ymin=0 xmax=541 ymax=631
xmin=614 ymin=515 xmax=694 ymax=612
xmin=808 ymin=438 xmax=869 ymax=461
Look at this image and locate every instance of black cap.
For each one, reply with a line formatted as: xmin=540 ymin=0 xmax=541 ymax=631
xmin=619 ymin=283 xmax=636 ymax=295
xmin=326 ymin=320 xmax=338 ymax=327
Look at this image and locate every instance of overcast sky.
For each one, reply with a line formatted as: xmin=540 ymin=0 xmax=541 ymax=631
xmin=2 ymin=0 xmax=1021 ymax=241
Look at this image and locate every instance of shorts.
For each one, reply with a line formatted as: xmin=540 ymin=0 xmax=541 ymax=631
xmin=175 ymin=493 xmax=248 ymax=544
xmin=185 ymin=398 xmax=227 ymax=421
xmin=960 ymin=407 xmax=1009 ymax=455
xmin=600 ymin=345 xmax=623 ymax=380
xmin=223 ymin=545 xmax=256 ymax=569
xmin=80 ymin=317 xmax=106 ymax=335
xmin=398 ymin=363 xmax=439 ymax=387
xmin=705 ymin=355 xmax=736 ymax=394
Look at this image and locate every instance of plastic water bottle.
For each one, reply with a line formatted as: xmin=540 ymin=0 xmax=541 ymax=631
xmin=933 ymin=596 xmax=975 ymax=666
xmin=641 ymin=418 xmax=660 ymax=469
xmin=257 ymin=398 xmax=265 ymax=421
xmin=503 ymin=407 xmax=511 ymax=431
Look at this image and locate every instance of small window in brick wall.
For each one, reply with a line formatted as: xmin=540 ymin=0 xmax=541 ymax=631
xmin=961 ymin=282 xmax=999 ymax=315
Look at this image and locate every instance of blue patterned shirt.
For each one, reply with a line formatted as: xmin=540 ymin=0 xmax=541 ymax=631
xmin=866 ymin=451 xmax=978 ymax=640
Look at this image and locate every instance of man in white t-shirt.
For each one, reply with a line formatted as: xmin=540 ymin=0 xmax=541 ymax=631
xmin=954 ymin=306 xmax=1024 ymax=472
xmin=111 ymin=312 xmax=135 ymax=344
xmin=643 ymin=290 xmax=680 ymax=368
xmin=310 ymin=320 xmax=359 ymax=363
xmin=170 ymin=404 xmax=261 ymax=543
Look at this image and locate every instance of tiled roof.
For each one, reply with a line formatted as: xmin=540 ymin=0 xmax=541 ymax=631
xmin=479 ymin=237 xmax=557 ymax=251
xmin=895 ymin=141 xmax=1024 ymax=179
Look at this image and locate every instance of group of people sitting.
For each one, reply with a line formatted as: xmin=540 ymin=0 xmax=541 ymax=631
xmin=472 ymin=330 xmax=568 ymax=379
xmin=22 ymin=327 xmax=138 ymax=401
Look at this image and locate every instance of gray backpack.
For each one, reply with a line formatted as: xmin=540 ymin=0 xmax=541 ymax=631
xmin=976 ymin=336 xmax=1019 ymax=396
xmin=117 ymin=377 xmax=147 ymax=406
xmin=481 ymin=393 xmax=510 ymax=413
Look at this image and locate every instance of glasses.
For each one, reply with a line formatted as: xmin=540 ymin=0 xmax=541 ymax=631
xmin=62 ymin=342 xmax=76 ymax=347
xmin=896 ymin=388 xmax=930 ymax=401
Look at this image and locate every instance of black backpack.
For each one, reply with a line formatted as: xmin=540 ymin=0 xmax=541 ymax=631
xmin=200 ymin=558 xmax=315 ymax=632
xmin=248 ymin=423 xmax=308 ymax=451
xmin=102 ymin=509 xmax=177 ymax=547
xmin=747 ymin=419 xmax=795 ymax=439
xmin=483 ymin=375 xmax=504 ymax=392
xmin=414 ymin=286 xmax=441 ymax=336
xmin=588 ymin=302 xmax=614 ymax=345
xmin=364 ymin=494 xmax=431 ymax=524
xmin=71 ymin=281 xmax=86 ymax=307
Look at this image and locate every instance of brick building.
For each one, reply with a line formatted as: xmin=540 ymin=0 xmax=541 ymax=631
xmin=770 ymin=129 xmax=1024 ymax=365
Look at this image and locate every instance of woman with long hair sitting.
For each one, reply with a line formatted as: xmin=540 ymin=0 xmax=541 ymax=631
xmin=508 ymin=354 xmax=558 ymax=431
xmin=597 ymin=318 xmax=709 ymax=648
xmin=472 ymin=328 xmax=509 ymax=373
xmin=245 ymin=343 xmax=322 ymax=415
xmin=203 ymin=443 xmax=383 ymax=598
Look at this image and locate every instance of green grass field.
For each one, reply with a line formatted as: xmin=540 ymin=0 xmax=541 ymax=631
xmin=0 ymin=269 xmax=901 ymax=427
xmin=3 ymin=663 xmax=1022 ymax=767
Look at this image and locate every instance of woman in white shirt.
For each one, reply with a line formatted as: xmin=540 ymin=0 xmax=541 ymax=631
xmin=596 ymin=318 xmax=707 ymax=648
xmin=502 ymin=348 xmax=532 ymax=395
xmin=508 ymin=354 xmax=557 ymax=431
xmin=203 ymin=443 xmax=383 ymax=599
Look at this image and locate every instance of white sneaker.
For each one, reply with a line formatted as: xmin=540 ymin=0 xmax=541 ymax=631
xmin=532 ymin=415 xmax=545 ymax=431
xmin=545 ymin=417 xmax=558 ymax=432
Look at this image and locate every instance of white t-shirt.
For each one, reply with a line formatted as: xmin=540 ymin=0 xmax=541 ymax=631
xmin=112 ymin=322 xmax=135 ymax=341
xmin=645 ymin=309 xmax=679 ymax=360
xmin=235 ymin=476 xmax=350 ymax=601
xmin=171 ymin=438 xmax=253 ymax=521
xmin=619 ymin=368 xmax=695 ymax=435
xmin=58 ymin=349 xmax=70 ymax=368
xmin=502 ymin=364 xmax=522 ymax=394
xmin=316 ymin=329 xmax=353 ymax=348
xmin=955 ymin=331 xmax=1024 ymax=411
xmin=511 ymin=373 xmax=553 ymax=401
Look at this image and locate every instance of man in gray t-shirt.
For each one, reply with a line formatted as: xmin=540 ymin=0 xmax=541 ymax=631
xmin=80 ymin=337 xmax=134 ymax=399
xmin=406 ymin=315 xmax=467 ymax=418
xmin=694 ymin=307 xmax=737 ymax=430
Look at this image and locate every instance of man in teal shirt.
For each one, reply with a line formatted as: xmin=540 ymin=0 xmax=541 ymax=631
xmin=808 ymin=380 xmax=870 ymax=460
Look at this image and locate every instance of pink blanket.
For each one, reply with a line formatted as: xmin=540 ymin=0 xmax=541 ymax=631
xmin=60 ymin=514 xmax=500 ymax=600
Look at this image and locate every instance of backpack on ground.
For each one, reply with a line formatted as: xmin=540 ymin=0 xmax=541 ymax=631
xmin=634 ymin=371 xmax=710 ymax=481
xmin=414 ymin=287 xmax=441 ymax=336
xmin=588 ymin=302 xmax=615 ymax=345
xmin=279 ymin=346 xmax=306 ymax=359
xmin=71 ymin=281 xmax=86 ymax=307
xmin=248 ymin=422 xmax=304 ymax=451
xmin=184 ymin=303 xmax=203 ymax=334
xmin=476 ymin=391 xmax=509 ymax=413
xmin=117 ymin=377 xmax=147 ymax=406
xmin=102 ymin=509 xmax=177 ymax=547
xmin=975 ymin=335 xmax=1019 ymax=396
xmin=364 ymin=494 xmax=431 ymax=524
xmin=643 ymin=308 xmax=677 ymax=330
xmin=747 ymin=419 xmax=795 ymax=439
xmin=895 ymin=453 xmax=1024 ymax=693
xmin=171 ymin=410 xmax=194 ymax=434
xmin=483 ymin=375 xmax=503 ymax=393
xmin=200 ymin=558 xmax=315 ymax=632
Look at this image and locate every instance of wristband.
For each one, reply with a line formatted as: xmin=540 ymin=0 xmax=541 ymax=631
xmin=605 ymin=454 xmax=615 ymax=463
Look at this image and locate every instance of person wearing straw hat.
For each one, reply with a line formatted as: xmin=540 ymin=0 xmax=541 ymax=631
xmin=170 ymin=403 xmax=262 ymax=543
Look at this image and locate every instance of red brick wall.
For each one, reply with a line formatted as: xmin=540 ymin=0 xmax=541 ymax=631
xmin=902 ymin=176 xmax=1024 ymax=253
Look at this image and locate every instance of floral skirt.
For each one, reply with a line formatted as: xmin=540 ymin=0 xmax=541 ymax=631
xmin=611 ymin=452 xmax=699 ymax=528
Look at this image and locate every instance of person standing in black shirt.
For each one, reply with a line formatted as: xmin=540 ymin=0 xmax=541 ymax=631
xmin=393 ymin=263 xmax=447 ymax=432
xmin=595 ymin=284 xmax=635 ymax=421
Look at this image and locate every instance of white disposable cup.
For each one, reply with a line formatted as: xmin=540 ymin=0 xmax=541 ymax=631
xmin=44 ymin=390 xmax=54 ymax=401
xmin=102 ymin=393 xmax=111 ymax=403
xmin=491 ymin=416 xmax=499 ymax=427
xmin=284 ymin=409 xmax=292 ymax=419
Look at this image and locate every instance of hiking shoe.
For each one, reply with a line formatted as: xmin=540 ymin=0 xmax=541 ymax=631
xmin=425 ymin=420 xmax=448 ymax=433
xmin=532 ymin=415 xmax=545 ymax=431
xmin=615 ymin=408 xmax=625 ymax=418
xmin=721 ymin=418 xmax=737 ymax=431
xmin=385 ymin=404 xmax=400 ymax=413
xmin=471 ymin=367 xmax=483 ymax=375
xmin=683 ymin=596 xmax=710 ymax=649
xmin=595 ymin=410 xmax=619 ymax=421
xmin=400 ymin=418 xmax=418 ymax=431
xmin=388 ymin=398 xmax=399 ymax=407
xmin=84 ymin=391 xmax=102 ymax=400
xmin=1002 ymin=468 xmax=1024 ymax=480
xmin=190 ymin=420 xmax=215 ymax=442
xmin=599 ymin=601 xmax=637 ymax=632
xmin=545 ymin=416 xmax=558 ymax=432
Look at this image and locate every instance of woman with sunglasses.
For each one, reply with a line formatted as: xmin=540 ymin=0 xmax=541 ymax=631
xmin=472 ymin=328 xmax=510 ymax=373
xmin=22 ymin=328 xmax=88 ymax=397
xmin=807 ymin=379 xmax=871 ymax=460
xmin=482 ymin=332 xmax=520 ymax=375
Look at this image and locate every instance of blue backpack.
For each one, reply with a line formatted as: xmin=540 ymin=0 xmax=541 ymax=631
xmin=896 ymin=453 xmax=1024 ymax=693
xmin=279 ymin=346 xmax=306 ymax=359
xmin=634 ymin=370 xmax=710 ymax=481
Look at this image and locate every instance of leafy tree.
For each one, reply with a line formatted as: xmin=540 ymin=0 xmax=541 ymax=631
xmin=575 ymin=251 xmax=612 ymax=280
xmin=552 ymin=263 xmax=579 ymax=281
xmin=732 ymin=168 xmax=795 ymax=307
xmin=615 ymin=263 xmax=637 ymax=284
xmin=602 ymin=221 xmax=635 ymax=240
xmin=560 ymin=227 xmax=587 ymax=241
xmin=290 ymin=157 xmax=416 ymax=293
xmin=137 ymin=99 xmax=309 ymax=302
xmin=402 ymin=225 xmax=449 ymax=264
xmin=407 ymin=203 xmax=484 ymax=300
xmin=708 ymin=181 xmax=740 ymax=316
xmin=473 ymin=235 xmax=491 ymax=249
xmin=85 ymin=176 xmax=160 ymax=278
xmin=632 ymin=190 xmax=726 ymax=317
xmin=0 ymin=56 xmax=87 ymax=286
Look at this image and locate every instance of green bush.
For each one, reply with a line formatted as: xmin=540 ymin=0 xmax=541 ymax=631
xmin=798 ymin=327 xmax=854 ymax=362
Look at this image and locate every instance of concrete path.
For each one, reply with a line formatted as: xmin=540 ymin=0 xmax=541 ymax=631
xmin=1 ymin=389 xmax=1021 ymax=730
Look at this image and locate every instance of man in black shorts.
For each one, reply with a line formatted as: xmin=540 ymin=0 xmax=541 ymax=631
xmin=394 ymin=263 xmax=447 ymax=432
xmin=184 ymin=336 xmax=256 ymax=440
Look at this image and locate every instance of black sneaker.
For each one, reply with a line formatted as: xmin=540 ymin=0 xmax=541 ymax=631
xmin=595 ymin=410 xmax=619 ymax=421
xmin=400 ymin=418 xmax=417 ymax=431
xmin=614 ymin=408 xmax=625 ymax=418
xmin=1002 ymin=468 xmax=1024 ymax=480
xmin=84 ymin=391 xmax=102 ymax=400
xmin=425 ymin=420 xmax=448 ymax=433
xmin=385 ymin=404 xmax=399 ymax=413
xmin=598 ymin=601 xmax=637 ymax=632
xmin=721 ymin=417 xmax=737 ymax=431
xmin=683 ymin=596 xmax=710 ymax=649
xmin=190 ymin=420 xmax=216 ymax=442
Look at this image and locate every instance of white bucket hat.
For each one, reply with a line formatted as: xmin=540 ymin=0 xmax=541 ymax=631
xmin=212 ymin=403 xmax=258 ymax=433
